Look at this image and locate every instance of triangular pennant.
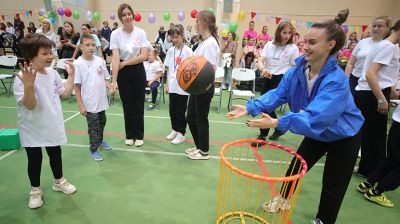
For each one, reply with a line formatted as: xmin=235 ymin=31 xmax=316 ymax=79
xmin=250 ymin=12 xmax=256 ymax=19
xmin=306 ymin=21 xmax=312 ymax=28
xmin=296 ymin=21 xmax=302 ymax=28
xmin=265 ymin=16 xmax=271 ymax=22
xmin=1 ymin=15 xmax=4 ymax=21
xmin=29 ymin=11 xmax=33 ymax=16
xmin=275 ymin=17 xmax=281 ymax=24
xmin=16 ymin=13 xmax=20 ymax=18
xmin=291 ymin=20 xmax=296 ymax=27
xmin=361 ymin=25 xmax=368 ymax=32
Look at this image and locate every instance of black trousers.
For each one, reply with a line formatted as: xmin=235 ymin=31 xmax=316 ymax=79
xmin=355 ymin=88 xmax=390 ymax=176
xmin=25 ymin=146 xmax=63 ymax=187
xmin=368 ymin=120 xmax=400 ymax=192
xmin=260 ymin=74 xmax=284 ymax=136
xmin=187 ymin=88 xmax=214 ymax=152
xmin=348 ymin=74 xmax=359 ymax=100
xmin=86 ymin=111 xmax=107 ymax=152
xmin=169 ymin=93 xmax=189 ymax=135
xmin=282 ymin=133 xmax=360 ymax=224
xmin=117 ymin=63 xmax=146 ymax=140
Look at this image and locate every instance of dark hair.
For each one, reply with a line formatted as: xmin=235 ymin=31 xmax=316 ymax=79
xmin=62 ymin=21 xmax=76 ymax=37
xmin=29 ymin=22 xmax=35 ymax=28
xmin=82 ymin=23 xmax=91 ymax=30
xmin=19 ymin=33 xmax=52 ymax=63
xmin=249 ymin=21 xmax=255 ymax=26
xmin=197 ymin=10 xmax=219 ymax=45
xmin=169 ymin=24 xmax=185 ymax=37
xmin=387 ymin=19 xmax=400 ymax=38
xmin=103 ymin=21 xmax=109 ymax=26
xmin=229 ymin=32 xmax=236 ymax=41
xmin=113 ymin=22 xmax=118 ymax=27
xmin=117 ymin=3 xmax=134 ymax=23
xmin=79 ymin=33 xmax=95 ymax=44
xmin=311 ymin=9 xmax=349 ymax=55
xmin=273 ymin=21 xmax=295 ymax=45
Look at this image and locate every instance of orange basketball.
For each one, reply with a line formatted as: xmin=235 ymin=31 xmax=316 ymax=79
xmin=177 ymin=56 xmax=215 ymax=95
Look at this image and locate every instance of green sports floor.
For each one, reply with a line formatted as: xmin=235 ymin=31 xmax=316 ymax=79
xmin=0 ymin=72 xmax=399 ymax=224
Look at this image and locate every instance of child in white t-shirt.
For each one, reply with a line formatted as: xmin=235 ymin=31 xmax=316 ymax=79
xmin=144 ymin=50 xmax=163 ymax=110
xmin=164 ymin=24 xmax=193 ymax=144
xmin=74 ymin=34 xmax=112 ymax=161
xmin=13 ymin=33 xmax=77 ymax=209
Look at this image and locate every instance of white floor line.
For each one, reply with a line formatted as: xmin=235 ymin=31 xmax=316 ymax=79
xmin=0 ymin=106 xmax=245 ymax=125
xmin=65 ymin=143 xmax=325 ymax=167
xmin=64 ymin=112 xmax=80 ymax=123
xmin=0 ymin=150 xmax=16 ymax=161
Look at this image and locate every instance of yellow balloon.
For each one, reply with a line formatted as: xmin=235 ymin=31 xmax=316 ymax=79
xmin=238 ymin=10 xmax=245 ymax=22
xmin=222 ymin=29 xmax=229 ymax=37
xmin=38 ymin=16 xmax=44 ymax=23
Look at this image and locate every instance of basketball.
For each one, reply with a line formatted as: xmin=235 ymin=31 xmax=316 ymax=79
xmin=177 ymin=56 xmax=215 ymax=95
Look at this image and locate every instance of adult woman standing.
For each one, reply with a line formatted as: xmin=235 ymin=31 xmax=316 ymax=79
xmin=221 ymin=32 xmax=238 ymax=90
xmin=255 ymin=21 xmax=299 ymax=144
xmin=36 ymin=19 xmax=58 ymax=58
xmin=110 ymin=3 xmax=148 ymax=147
xmin=228 ymin=9 xmax=364 ymax=224
xmin=345 ymin=16 xmax=391 ymax=97
xmin=355 ymin=17 xmax=399 ymax=177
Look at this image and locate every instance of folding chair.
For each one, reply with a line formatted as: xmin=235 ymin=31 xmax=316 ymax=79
xmin=228 ymin=68 xmax=256 ymax=110
xmin=0 ymin=55 xmax=18 ymax=96
xmin=213 ymin=66 xmax=225 ymax=113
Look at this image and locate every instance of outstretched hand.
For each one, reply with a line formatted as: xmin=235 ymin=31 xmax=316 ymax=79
xmin=64 ymin=60 xmax=75 ymax=77
xmin=226 ymin=105 xmax=248 ymax=120
xmin=246 ymin=113 xmax=278 ymax=129
xmin=16 ymin=62 xmax=37 ymax=85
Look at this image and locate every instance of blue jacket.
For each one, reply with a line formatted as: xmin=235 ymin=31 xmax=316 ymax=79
xmin=246 ymin=55 xmax=364 ymax=142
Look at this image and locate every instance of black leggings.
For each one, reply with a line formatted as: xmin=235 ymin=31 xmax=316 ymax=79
xmin=282 ymin=133 xmax=361 ymax=224
xmin=25 ymin=146 xmax=63 ymax=187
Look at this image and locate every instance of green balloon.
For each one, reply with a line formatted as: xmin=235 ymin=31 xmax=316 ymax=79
xmin=48 ymin=11 xmax=57 ymax=19
xmin=163 ymin=12 xmax=170 ymax=21
xmin=229 ymin=22 xmax=238 ymax=33
xmin=208 ymin=7 xmax=214 ymax=13
xmin=73 ymin=10 xmax=80 ymax=20
xmin=93 ymin=11 xmax=100 ymax=21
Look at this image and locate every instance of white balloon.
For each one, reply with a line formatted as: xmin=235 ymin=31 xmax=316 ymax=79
xmin=85 ymin=11 xmax=93 ymax=21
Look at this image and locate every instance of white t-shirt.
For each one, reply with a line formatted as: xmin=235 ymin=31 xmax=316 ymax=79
xmin=392 ymin=104 xmax=400 ymax=123
xmin=109 ymin=27 xmax=148 ymax=60
xmin=74 ymin=56 xmax=110 ymax=113
xmin=261 ymin=41 xmax=299 ymax=75
xmin=356 ymin=40 xmax=400 ymax=91
xmin=193 ymin=36 xmax=220 ymax=66
xmin=144 ymin=60 xmax=162 ymax=81
xmin=351 ymin=37 xmax=381 ymax=78
xmin=13 ymin=67 xmax=67 ymax=147
xmin=6 ymin=26 xmax=15 ymax=35
xmin=165 ymin=45 xmax=193 ymax=95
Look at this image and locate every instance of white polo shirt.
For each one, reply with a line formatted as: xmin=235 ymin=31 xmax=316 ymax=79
xmin=165 ymin=45 xmax=193 ymax=95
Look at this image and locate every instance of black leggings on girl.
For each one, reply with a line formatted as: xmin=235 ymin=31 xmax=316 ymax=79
xmin=25 ymin=146 xmax=63 ymax=187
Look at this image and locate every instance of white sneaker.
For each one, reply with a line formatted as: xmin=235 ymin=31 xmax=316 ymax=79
xmin=125 ymin=139 xmax=134 ymax=146
xmin=187 ymin=149 xmax=209 ymax=160
xmin=185 ymin=147 xmax=198 ymax=155
xmin=166 ymin=130 xmax=178 ymax=140
xmin=135 ymin=139 xmax=144 ymax=147
xmin=171 ymin=133 xmax=185 ymax=144
xmin=262 ymin=196 xmax=290 ymax=212
xmin=29 ymin=187 xmax=43 ymax=209
xmin=53 ymin=177 xmax=77 ymax=194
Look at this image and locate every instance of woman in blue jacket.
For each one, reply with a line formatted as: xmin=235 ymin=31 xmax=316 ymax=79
xmin=227 ymin=9 xmax=364 ymax=224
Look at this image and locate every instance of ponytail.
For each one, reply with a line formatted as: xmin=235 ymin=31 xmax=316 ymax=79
xmin=197 ymin=10 xmax=219 ymax=45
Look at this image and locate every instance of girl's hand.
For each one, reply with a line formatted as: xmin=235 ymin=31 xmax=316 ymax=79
xmin=377 ymin=100 xmax=389 ymax=114
xmin=79 ymin=105 xmax=87 ymax=116
xmin=246 ymin=113 xmax=278 ymax=129
xmin=16 ymin=62 xmax=37 ymax=85
xmin=226 ymin=105 xmax=248 ymax=120
xmin=110 ymin=82 xmax=118 ymax=96
xmin=165 ymin=84 xmax=169 ymax=94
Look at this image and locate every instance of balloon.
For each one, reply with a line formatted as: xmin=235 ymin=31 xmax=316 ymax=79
xmin=64 ymin=8 xmax=72 ymax=17
xmin=110 ymin=12 xmax=116 ymax=20
xmin=148 ymin=13 xmax=156 ymax=24
xmin=178 ymin=11 xmax=185 ymax=22
xmin=163 ymin=12 xmax=170 ymax=21
xmin=85 ymin=11 xmax=93 ymax=21
xmin=39 ymin=8 xmax=46 ymax=16
xmin=237 ymin=10 xmax=245 ymax=21
xmin=73 ymin=10 xmax=80 ymax=20
xmin=93 ymin=11 xmax=100 ymax=21
xmin=222 ymin=28 xmax=229 ymax=38
xmin=208 ymin=7 xmax=214 ymax=13
xmin=57 ymin=7 xmax=64 ymax=16
xmin=223 ymin=36 xmax=229 ymax=41
xmin=341 ymin=24 xmax=349 ymax=34
xmin=134 ymin=12 xmax=141 ymax=22
xmin=38 ymin=16 xmax=45 ymax=23
xmin=48 ymin=11 xmax=57 ymax=19
xmin=229 ymin=22 xmax=238 ymax=32
xmin=191 ymin=9 xmax=198 ymax=19
xmin=49 ymin=17 xmax=56 ymax=25
xmin=235 ymin=35 xmax=239 ymax=41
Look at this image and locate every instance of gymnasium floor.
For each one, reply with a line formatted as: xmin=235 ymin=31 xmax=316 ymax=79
xmin=0 ymin=72 xmax=399 ymax=224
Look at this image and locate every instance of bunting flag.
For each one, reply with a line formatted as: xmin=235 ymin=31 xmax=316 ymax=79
xmin=306 ymin=21 xmax=312 ymax=28
xmin=361 ymin=25 xmax=368 ymax=32
xmin=291 ymin=20 xmax=296 ymax=27
xmin=1 ymin=15 xmax=4 ymax=21
xmin=29 ymin=11 xmax=32 ymax=16
xmin=265 ymin=15 xmax=271 ymax=22
xmin=275 ymin=17 xmax=281 ymax=24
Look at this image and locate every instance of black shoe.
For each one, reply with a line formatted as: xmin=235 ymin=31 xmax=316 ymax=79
xmin=269 ymin=130 xmax=285 ymax=141
xmin=251 ymin=135 xmax=267 ymax=147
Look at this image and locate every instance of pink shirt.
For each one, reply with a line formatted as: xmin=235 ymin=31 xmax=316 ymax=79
xmin=339 ymin=49 xmax=351 ymax=59
xmin=257 ymin=33 xmax=270 ymax=43
xmin=243 ymin=30 xmax=258 ymax=39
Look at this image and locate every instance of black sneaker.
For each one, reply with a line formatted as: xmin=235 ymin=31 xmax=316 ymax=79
xmin=269 ymin=130 xmax=284 ymax=140
xmin=251 ymin=135 xmax=267 ymax=147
